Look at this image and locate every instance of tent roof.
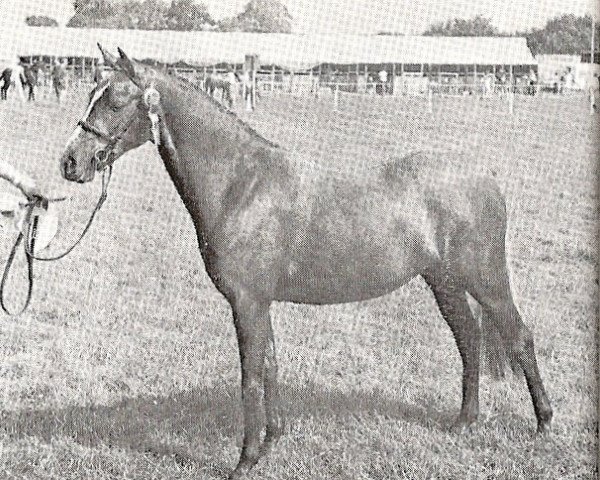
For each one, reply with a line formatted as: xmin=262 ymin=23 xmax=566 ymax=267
xmin=2 ymin=27 xmax=537 ymax=69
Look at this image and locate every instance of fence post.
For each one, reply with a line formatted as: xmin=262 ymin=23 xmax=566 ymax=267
xmin=508 ymin=86 xmax=514 ymax=115
xmin=270 ymin=65 xmax=275 ymax=93
xmin=333 ymin=84 xmax=339 ymax=111
xmin=427 ymin=84 xmax=433 ymax=114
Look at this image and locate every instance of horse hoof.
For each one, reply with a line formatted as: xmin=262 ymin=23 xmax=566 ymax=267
xmin=536 ymin=421 xmax=552 ymax=437
xmin=450 ymin=420 xmax=477 ymax=435
xmin=228 ymin=456 xmax=259 ymax=480
xmin=228 ymin=467 xmax=250 ymax=480
xmin=259 ymin=434 xmax=281 ymax=457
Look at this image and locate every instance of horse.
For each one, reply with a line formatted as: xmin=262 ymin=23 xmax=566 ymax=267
xmin=204 ymin=73 xmax=235 ymax=108
xmin=59 ymin=46 xmax=553 ymax=479
xmin=1 ymin=67 xmax=12 ymax=100
xmin=20 ymin=64 xmax=39 ymax=101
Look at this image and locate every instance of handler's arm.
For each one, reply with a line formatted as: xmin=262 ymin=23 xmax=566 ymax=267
xmin=0 ymin=161 xmax=40 ymax=198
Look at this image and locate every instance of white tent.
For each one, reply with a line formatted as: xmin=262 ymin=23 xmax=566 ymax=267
xmin=2 ymin=27 xmax=537 ymax=71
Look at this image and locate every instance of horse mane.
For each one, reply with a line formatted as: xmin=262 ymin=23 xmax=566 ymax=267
xmin=156 ymin=68 xmax=281 ymax=150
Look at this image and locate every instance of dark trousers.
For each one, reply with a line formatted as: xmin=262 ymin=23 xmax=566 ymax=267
xmin=1 ymin=86 xmax=8 ymax=100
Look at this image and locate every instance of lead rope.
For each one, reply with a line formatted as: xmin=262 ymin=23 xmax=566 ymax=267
xmin=1 ymin=166 xmax=112 ymax=315
xmin=26 ymin=166 xmax=112 ymax=261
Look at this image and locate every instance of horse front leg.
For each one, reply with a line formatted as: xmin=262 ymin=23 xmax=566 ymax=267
xmin=229 ymin=292 xmax=270 ymax=480
xmin=262 ymin=320 xmax=283 ymax=453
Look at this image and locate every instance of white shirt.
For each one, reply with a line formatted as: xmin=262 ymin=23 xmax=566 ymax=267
xmin=378 ymin=70 xmax=388 ymax=82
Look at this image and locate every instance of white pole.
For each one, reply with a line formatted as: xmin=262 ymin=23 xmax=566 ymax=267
xmin=592 ymin=16 xmax=595 ymax=65
xmin=508 ymin=87 xmax=514 ymax=114
xmin=333 ymin=83 xmax=339 ymax=111
xmin=427 ymin=84 xmax=433 ymax=114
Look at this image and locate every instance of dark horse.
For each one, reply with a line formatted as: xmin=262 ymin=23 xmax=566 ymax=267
xmin=60 ymin=46 xmax=552 ymax=479
xmin=205 ymin=73 xmax=235 ymax=108
xmin=1 ymin=67 xmax=12 ymax=100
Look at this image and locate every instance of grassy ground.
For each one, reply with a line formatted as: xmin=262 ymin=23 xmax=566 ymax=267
xmin=0 ymin=87 xmax=597 ymax=479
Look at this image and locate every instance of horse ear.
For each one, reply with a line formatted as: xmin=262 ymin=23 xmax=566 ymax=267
xmin=97 ymin=43 xmax=117 ymax=68
xmin=116 ymin=47 xmax=146 ymax=87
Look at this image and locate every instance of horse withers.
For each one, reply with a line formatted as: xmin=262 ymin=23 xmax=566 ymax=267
xmin=59 ymin=46 xmax=553 ymax=479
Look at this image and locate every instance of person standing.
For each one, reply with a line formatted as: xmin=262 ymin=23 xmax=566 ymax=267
xmin=51 ymin=59 xmax=67 ymax=103
xmin=377 ymin=68 xmax=388 ymax=95
xmin=22 ymin=63 xmax=38 ymax=101
xmin=0 ymin=60 xmax=27 ymax=103
xmin=527 ymin=68 xmax=537 ymax=95
xmin=482 ymin=70 xmax=494 ymax=97
xmin=224 ymin=65 xmax=237 ymax=109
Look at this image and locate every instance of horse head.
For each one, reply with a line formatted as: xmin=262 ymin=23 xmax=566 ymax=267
xmin=60 ymin=45 xmax=160 ymax=183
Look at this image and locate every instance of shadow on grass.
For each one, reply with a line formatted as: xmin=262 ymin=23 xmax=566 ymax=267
xmin=0 ymin=383 xmax=452 ymax=466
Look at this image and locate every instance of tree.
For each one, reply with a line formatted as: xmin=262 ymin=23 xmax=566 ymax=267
xmin=166 ymin=0 xmax=215 ymax=30
xmin=67 ymin=0 xmax=116 ymax=27
xmin=67 ymin=0 xmax=213 ymax=30
xmin=519 ymin=14 xmax=600 ymax=56
xmin=423 ymin=15 xmax=499 ymax=36
xmin=127 ymin=0 xmax=169 ymax=30
xmin=26 ymin=15 xmax=59 ymax=27
xmin=218 ymin=0 xmax=292 ymax=33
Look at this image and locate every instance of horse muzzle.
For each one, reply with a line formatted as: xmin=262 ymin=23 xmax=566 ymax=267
xmin=60 ymin=150 xmax=96 ymax=183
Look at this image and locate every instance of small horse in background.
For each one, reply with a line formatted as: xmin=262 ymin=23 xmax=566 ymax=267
xmin=21 ymin=63 xmax=40 ymax=101
xmin=0 ymin=67 xmax=14 ymax=101
xmin=205 ymin=73 xmax=236 ymax=108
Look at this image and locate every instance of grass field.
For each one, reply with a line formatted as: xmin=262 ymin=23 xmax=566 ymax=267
xmin=0 ymin=87 xmax=597 ymax=479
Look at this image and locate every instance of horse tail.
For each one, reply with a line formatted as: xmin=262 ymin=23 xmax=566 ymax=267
xmin=469 ymin=177 xmax=523 ymax=380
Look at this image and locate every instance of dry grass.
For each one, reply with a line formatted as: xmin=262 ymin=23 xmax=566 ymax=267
xmin=0 ymin=87 xmax=597 ymax=479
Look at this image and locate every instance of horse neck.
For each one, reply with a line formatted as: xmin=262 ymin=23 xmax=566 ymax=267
xmin=153 ymin=78 xmax=266 ymax=236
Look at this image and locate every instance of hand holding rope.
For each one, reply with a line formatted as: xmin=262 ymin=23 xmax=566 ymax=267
xmin=1 ymin=166 xmax=112 ymax=315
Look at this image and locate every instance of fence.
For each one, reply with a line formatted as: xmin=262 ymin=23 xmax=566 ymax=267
xmin=19 ymin=65 xmax=596 ymax=116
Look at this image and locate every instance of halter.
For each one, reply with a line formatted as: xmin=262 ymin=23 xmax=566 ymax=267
xmin=1 ymin=81 xmax=163 ymax=316
xmin=77 ymin=97 xmax=142 ymax=171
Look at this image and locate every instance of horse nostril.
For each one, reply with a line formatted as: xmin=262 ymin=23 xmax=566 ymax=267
xmin=68 ymin=155 xmax=77 ymax=172
xmin=62 ymin=154 xmax=77 ymax=176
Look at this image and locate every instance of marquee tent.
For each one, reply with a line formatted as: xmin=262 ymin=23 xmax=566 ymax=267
xmin=2 ymin=27 xmax=536 ymax=71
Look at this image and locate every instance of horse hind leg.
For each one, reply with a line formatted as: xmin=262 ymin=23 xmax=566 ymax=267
xmin=423 ymin=273 xmax=481 ymax=432
xmin=466 ymin=199 xmax=553 ymax=433
xmin=469 ymin=265 xmax=553 ymax=434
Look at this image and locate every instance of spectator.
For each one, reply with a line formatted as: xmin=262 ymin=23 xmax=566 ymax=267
xmin=11 ymin=57 xmax=26 ymax=102
xmin=527 ymin=68 xmax=537 ymax=96
xmin=51 ymin=59 xmax=67 ymax=103
xmin=377 ymin=68 xmax=388 ymax=95
xmin=482 ymin=70 xmax=494 ymax=97
xmin=22 ymin=62 xmax=38 ymax=101
xmin=552 ymin=71 xmax=561 ymax=94
xmin=564 ymin=67 xmax=576 ymax=91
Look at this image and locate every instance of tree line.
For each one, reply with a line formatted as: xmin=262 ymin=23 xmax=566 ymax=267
xmin=26 ymin=4 xmax=598 ymax=57
xmin=420 ymin=14 xmax=598 ymax=56
xmin=27 ymin=0 xmax=293 ymax=33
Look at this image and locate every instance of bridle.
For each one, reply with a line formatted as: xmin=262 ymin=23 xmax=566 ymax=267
xmin=77 ymin=87 xmax=145 ymax=171
xmin=1 ymin=80 xmax=150 ymax=315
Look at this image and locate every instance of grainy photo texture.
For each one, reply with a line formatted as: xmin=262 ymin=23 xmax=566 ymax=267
xmin=0 ymin=0 xmax=597 ymax=479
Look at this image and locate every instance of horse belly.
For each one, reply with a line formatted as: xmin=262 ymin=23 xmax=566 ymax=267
xmin=277 ymin=239 xmax=429 ymax=304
